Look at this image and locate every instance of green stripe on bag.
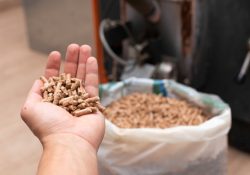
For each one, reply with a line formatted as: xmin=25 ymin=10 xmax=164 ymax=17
xmin=153 ymin=80 xmax=168 ymax=96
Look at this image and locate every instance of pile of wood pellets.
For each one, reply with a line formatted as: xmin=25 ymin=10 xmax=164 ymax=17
xmin=40 ymin=73 xmax=105 ymax=117
xmin=104 ymin=93 xmax=209 ymax=128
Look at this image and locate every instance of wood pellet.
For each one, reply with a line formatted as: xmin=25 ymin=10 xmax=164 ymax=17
xmin=40 ymin=73 xmax=105 ymax=117
xmin=104 ymin=93 xmax=209 ymax=128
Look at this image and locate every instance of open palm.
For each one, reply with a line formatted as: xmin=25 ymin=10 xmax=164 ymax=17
xmin=21 ymin=44 xmax=105 ymax=150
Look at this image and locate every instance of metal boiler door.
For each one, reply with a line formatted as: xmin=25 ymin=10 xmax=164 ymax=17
xmin=191 ymin=0 xmax=250 ymax=152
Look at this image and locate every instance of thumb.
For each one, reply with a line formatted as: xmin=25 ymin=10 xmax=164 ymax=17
xmin=21 ymin=80 xmax=43 ymax=120
xmin=27 ymin=79 xmax=43 ymax=104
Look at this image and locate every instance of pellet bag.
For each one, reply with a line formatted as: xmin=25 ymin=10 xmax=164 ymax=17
xmin=98 ymin=77 xmax=231 ymax=175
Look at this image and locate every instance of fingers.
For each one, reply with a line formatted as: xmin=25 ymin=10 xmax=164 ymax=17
xmin=85 ymin=57 xmax=99 ymax=97
xmin=45 ymin=44 xmax=98 ymax=97
xmin=64 ymin=44 xmax=80 ymax=77
xmin=76 ymin=45 xmax=92 ymax=80
xmin=44 ymin=51 xmax=61 ymax=78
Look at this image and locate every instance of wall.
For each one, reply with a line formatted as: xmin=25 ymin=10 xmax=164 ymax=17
xmin=0 ymin=0 xmax=20 ymax=11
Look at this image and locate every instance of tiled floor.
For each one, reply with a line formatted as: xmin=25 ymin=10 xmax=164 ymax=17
xmin=0 ymin=5 xmax=250 ymax=175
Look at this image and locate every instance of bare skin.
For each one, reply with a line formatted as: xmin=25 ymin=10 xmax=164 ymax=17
xmin=20 ymin=44 xmax=105 ymax=175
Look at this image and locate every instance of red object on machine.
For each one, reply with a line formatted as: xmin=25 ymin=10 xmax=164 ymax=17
xmin=92 ymin=0 xmax=108 ymax=83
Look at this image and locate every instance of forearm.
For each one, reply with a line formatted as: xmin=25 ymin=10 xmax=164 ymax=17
xmin=37 ymin=134 xmax=99 ymax=175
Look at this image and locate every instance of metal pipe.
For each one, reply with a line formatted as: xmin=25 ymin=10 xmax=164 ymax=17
xmin=91 ymin=0 xmax=108 ymax=83
xmin=99 ymin=19 xmax=131 ymax=66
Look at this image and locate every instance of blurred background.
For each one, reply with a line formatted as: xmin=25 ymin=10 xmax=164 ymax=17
xmin=1 ymin=0 xmax=250 ymax=174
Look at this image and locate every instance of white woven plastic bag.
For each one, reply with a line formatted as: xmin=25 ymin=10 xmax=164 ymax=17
xmin=98 ymin=78 xmax=231 ymax=175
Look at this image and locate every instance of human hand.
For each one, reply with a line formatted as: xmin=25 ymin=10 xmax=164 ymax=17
xmin=21 ymin=44 xmax=105 ymax=151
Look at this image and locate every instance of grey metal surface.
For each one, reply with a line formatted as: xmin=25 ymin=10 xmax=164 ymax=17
xmin=158 ymin=0 xmax=182 ymax=59
xmin=126 ymin=0 xmax=182 ymax=59
xmin=22 ymin=0 xmax=93 ymax=57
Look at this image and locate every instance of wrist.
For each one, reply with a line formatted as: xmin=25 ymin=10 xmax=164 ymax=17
xmin=41 ymin=134 xmax=97 ymax=155
xmin=38 ymin=134 xmax=99 ymax=175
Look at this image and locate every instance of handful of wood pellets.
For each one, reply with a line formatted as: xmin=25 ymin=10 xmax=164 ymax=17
xmin=40 ymin=73 xmax=105 ymax=117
